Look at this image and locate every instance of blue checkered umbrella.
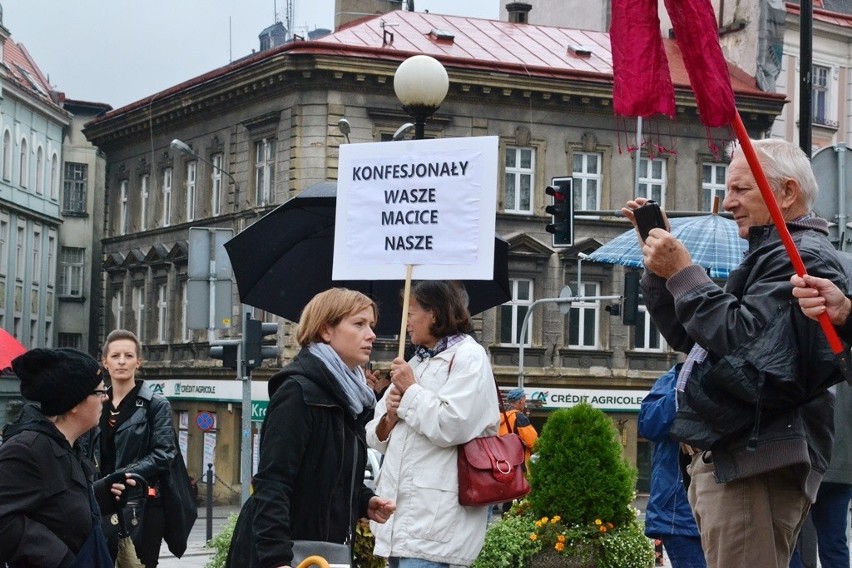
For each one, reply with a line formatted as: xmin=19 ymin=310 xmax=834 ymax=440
xmin=588 ymin=215 xmax=747 ymax=279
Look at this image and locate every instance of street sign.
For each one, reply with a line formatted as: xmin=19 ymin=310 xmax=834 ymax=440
xmin=187 ymin=227 xmax=234 ymax=330
xmin=187 ymin=279 xmax=233 ymax=330
xmin=188 ymin=228 xmax=233 ymax=279
xmin=811 ymin=144 xmax=852 ymax=251
xmin=196 ymin=411 xmax=216 ymax=431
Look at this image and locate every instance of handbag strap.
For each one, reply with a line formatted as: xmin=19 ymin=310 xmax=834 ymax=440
xmin=448 ymin=351 xmax=514 ymax=431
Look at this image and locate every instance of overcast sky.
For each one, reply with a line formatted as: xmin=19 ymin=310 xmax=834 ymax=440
xmin=4 ymin=0 xmax=498 ymax=110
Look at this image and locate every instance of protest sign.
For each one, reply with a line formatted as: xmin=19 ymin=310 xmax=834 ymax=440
xmin=333 ymin=136 xmax=498 ymax=280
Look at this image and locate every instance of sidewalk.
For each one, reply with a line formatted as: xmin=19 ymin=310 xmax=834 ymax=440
xmin=157 ymin=504 xmax=240 ymax=568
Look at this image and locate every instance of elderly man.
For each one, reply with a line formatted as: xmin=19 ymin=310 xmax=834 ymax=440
xmin=622 ymin=139 xmax=849 ymax=568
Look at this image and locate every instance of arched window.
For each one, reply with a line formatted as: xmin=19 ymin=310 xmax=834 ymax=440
xmin=19 ymin=137 xmax=28 ymax=188
xmin=3 ymin=130 xmax=12 ymax=181
xmin=35 ymin=146 xmax=44 ymax=194
xmin=50 ymin=153 xmax=59 ymax=199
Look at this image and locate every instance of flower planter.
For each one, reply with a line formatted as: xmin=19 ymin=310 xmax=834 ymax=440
xmin=527 ymin=545 xmax=598 ymax=567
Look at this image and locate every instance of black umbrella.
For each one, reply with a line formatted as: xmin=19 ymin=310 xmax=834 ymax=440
xmin=224 ymin=182 xmax=511 ymax=336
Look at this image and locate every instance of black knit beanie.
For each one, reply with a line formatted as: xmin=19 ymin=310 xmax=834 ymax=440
xmin=12 ymin=348 xmax=103 ymax=415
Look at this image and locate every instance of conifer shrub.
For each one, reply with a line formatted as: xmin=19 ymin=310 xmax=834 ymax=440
xmin=527 ymin=403 xmax=636 ymax=527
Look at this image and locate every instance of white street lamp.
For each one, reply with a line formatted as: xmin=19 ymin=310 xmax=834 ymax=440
xmin=170 ymin=138 xmax=241 ymax=205
xmin=393 ymin=55 xmax=449 ymax=139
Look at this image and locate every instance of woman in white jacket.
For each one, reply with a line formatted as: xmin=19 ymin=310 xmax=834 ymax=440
xmin=366 ymin=281 xmax=499 ymax=568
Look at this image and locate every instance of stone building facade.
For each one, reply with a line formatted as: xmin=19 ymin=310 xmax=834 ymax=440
xmin=83 ymin=10 xmax=783 ymax=501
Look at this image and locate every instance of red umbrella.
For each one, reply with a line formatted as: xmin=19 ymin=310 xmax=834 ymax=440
xmin=0 ymin=328 xmax=26 ymax=371
xmin=610 ymin=0 xmax=844 ymax=356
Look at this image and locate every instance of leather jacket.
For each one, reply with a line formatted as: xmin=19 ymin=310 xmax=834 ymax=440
xmin=82 ymin=381 xmax=176 ymax=487
xmin=644 ymin=217 xmax=850 ymax=501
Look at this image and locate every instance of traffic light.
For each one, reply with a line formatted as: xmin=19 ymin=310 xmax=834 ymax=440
xmin=622 ymin=271 xmax=641 ymax=326
xmin=545 ymin=177 xmax=573 ymax=246
xmin=244 ymin=317 xmax=279 ymax=369
xmin=209 ymin=341 xmax=239 ymax=369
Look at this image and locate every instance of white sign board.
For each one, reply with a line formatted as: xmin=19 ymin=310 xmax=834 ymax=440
xmin=334 ymin=136 xmax=498 ymax=280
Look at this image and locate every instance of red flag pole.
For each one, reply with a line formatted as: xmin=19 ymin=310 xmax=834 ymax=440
xmin=731 ymin=112 xmax=844 ymax=355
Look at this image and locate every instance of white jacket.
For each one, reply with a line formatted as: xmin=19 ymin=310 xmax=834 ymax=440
xmin=366 ymin=336 xmax=499 ymax=566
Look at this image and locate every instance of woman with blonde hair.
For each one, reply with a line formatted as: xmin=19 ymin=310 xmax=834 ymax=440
xmin=87 ymin=329 xmax=182 ymax=567
xmin=227 ymin=288 xmax=396 ymax=568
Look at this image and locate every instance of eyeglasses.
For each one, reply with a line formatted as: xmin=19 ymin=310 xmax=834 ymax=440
xmin=91 ymin=389 xmax=109 ymax=399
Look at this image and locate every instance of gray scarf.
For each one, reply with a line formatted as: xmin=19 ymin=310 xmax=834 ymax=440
xmin=308 ymin=342 xmax=376 ymax=418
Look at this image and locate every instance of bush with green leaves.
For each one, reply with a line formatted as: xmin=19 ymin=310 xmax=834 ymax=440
xmin=472 ymin=510 xmax=540 ymax=568
xmin=205 ymin=513 xmax=238 ymax=568
xmin=527 ymin=403 xmax=636 ymax=527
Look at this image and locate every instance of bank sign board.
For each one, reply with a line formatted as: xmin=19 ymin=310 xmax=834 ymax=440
xmin=149 ymin=379 xmax=648 ymax=417
xmin=513 ymin=388 xmax=649 ymax=412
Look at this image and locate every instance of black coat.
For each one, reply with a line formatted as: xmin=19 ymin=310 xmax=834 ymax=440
xmin=0 ymin=405 xmax=114 ymax=567
xmin=226 ymin=349 xmax=375 ymax=568
xmin=80 ymin=381 xmax=178 ymax=562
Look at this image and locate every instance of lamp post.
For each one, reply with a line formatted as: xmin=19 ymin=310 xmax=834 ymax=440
xmin=170 ymin=138 xmax=240 ymax=204
xmin=393 ymin=55 xmax=449 ymax=140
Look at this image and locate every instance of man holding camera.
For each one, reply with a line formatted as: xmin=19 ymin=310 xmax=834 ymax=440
xmin=622 ymin=138 xmax=849 ymax=568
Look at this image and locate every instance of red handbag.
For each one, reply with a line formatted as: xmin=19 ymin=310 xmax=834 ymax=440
xmin=457 ymin=383 xmax=531 ymax=506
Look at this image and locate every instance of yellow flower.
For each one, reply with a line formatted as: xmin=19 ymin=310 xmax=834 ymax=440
xmin=555 ymin=542 xmax=565 ymax=552
xmin=594 ymin=519 xmax=602 ymax=526
xmin=557 ymin=535 xmax=566 ymax=543
xmin=540 ymin=517 xmax=549 ymax=524
xmin=551 ymin=515 xmax=561 ymax=524
xmin=530 ymin=534 xmax=538 ymax=542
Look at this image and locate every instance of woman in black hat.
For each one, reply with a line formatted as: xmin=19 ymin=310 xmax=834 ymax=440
xmin=0 ymin=348 xmax=135 ymax=567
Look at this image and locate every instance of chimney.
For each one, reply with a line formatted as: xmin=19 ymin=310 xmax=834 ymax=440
xmin=505 ymin=2 xmax=532 ymax=24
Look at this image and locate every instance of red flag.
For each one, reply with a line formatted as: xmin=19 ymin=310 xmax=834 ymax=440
xmin=611 ymin=0 xmax=675 ymax=119
xmin=663 ymin=0 xmax=736 ymax=127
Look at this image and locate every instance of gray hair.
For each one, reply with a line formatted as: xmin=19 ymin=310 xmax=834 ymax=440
xmin=728 ymin=139 xmax=818 ymax=212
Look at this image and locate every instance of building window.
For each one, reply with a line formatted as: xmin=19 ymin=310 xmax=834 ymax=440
xmin=255 ymin=139 xmax=276 ymax=206
xmin=57 ymin=332 xmax=82 ymax=349
xmin=181 ymin=281 xmax=190 ymax=342
xmin=2 ymin=130 xmax=11 ymax=181
xmin=63 ymin=162 xmax=87 ymax=213
xmin=0 ymin=213 xmax=8 ymax=275
xmin=35 ymin=146 xmax=44 ymax=194
xmin=31 ymin=227 xmax=41 ymax=284
xmin=500 ymin=279 xmax=533 ymax=346
xmin=572 ymin=152 xmax=602 ymax=212
xmin=19 ymin=137 xmax=28 ymax=188
xmin=162 ymin=167 xmax=172 ymax=227
xmin=50 ymin=153 xmax=59 ymax=200
xmin=59 ymin=247 xmax=84 ymax=297
xmin=568 ymin=282 xmax=600 ymax=349
xmin=140 ymin=174 xmax=149 ymax=231
xmin=186 ymin=161 xmax=197 ymax=221
xmin=47 ymin=231 xmax=56 ymax=289
xmin=211 ymin=153 xmax=223 ymax=216
xmin=813 ymin=65 xmax=830 ymax=125
xmin=638 ymin=157 xmax=667 ymax=203
xmin=504 ymin=146 xmax=534 ymax=213
xmin=156 ymin=283 xmax=168 ymax=344
xmin=120 ymin=180 xmax=128 ymax=236
xmin=15 ymin=224 xmax=24 ymax=281
xmin=701 ymin=162 xmax=727 ymax=212
xmin=633 ymin=302 xmax=665 ymax=351
xmin=111 ymin=288 xmax=124 ymax=330
xmin=132 ymin=285 xmax=145 ymax=339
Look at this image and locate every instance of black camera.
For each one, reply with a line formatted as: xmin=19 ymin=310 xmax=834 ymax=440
xmin=633 ymin=200 xmax=666 ymax=241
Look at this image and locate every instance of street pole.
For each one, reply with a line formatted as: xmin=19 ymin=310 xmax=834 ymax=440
xmin=240 ymin=307 xmax=252 ymax=504
xmin=207 ymin=230 xmax=217 ymax=344
xmin=517 ymin=293 xmax=621 ymax=388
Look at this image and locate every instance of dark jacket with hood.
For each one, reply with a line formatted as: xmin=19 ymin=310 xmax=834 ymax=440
xmin=226 ymin=348 xmax=376 ymax=568
xmin=644 ymin=218 xmax=850 ymax=502
xmin=0 ymin=404 xmax=115 ymax=567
